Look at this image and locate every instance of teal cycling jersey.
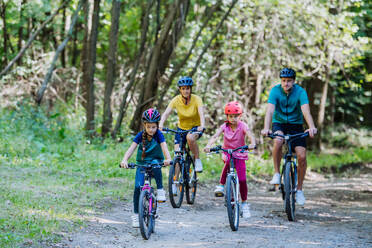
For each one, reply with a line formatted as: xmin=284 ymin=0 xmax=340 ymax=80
xmin=268 ymin=84 xmax=309 ymax=124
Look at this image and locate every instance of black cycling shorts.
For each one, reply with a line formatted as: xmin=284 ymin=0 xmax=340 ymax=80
xmin=272 ymin=123 xmax=306 ymax=150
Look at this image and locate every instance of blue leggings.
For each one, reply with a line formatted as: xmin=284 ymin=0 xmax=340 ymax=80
xmin=133 ymin=167 xmax=163 ymax=213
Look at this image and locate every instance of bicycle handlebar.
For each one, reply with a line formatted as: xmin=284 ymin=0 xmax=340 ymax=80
xmin=119 ymin=161 xmax=173 ymax=169
xmin=163 ymin=127 xmax=204 ymax=135
xmin=209 ymin=145 xmax=255 ymax=154
xmin=267 ymin=132 xmax=309 ymax=141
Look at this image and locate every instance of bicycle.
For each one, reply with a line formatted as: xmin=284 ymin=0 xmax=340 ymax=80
xmin=163 ymin=127 xmax=203 ymax=208
xmin=121 ymin=162 xmax=170 ymax=240
xmin=208 ymin=145 xmax=254 ymax=231
xmin=267 ymin=132 xmax=309 ymax=221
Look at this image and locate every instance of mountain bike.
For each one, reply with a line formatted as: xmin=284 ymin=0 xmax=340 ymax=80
xmin=124 ymin=162 xmax=170 ymax=240
xmin=163 ymin=127 xmax=203 ymax=208
xmin=208 ymin=145 xmax=254 ymax=231
xmin=267 ymin=132 xmax=309 ymax=221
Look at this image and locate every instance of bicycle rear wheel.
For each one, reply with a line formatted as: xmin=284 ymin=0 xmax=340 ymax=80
xmin=283 ymin=161 xmax=296 ymax=221
xmin=138 ymin=190 xmax=154 ymax=239
xmin=168 ymin=162 xmax=184 ymax=208
xmin=226 ymin=174 xmax=239 ymax=231
xmin=185 ymin=157 xmax=197 ymax=204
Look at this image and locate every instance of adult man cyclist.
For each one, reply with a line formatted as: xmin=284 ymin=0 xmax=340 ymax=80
xmin=261 ymin=68 xmax=317 ymax=206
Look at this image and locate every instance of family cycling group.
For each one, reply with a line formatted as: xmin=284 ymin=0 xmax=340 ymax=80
xmin=120 ymin=67 xmax=318 ymax=228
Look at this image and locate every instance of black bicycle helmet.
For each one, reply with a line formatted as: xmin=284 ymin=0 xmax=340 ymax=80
xmin=280 ymin=68 xmax=296 ymax=79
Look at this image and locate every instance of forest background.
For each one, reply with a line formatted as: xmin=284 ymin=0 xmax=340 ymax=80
xmin=0 ymin=0 xmax=371 ymax=247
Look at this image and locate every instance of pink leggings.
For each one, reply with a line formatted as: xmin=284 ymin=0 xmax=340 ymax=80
xmin=219 ymin=153 xmax=248 ymax=201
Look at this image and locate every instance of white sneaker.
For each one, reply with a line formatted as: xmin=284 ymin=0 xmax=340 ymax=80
xmin=172 ymin=182 xmax=178 ymax=196
xmin=270 ymin=173 xmax=280 ymax=184
xmin=195 ymin=159 xmax=203 ymax=172
xmin=131 ymin=215 xmax=139 ymax=228
xmin=157 ymin=188 xmax=166 ymax=202
xmin=296 ymin=190 xmax=306 ymax=206
xmin=214 ymin=185 xmax=224 ymax=197
xmin=241 ymin=203 xmax=251 ymax=218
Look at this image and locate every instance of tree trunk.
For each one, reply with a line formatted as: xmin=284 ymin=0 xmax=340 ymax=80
xmin=1 ymin=0 xmax=9 ymax=66
xmin=156 ymin=2 xmax=220 ymax=110
xmin=71 ymin=22 xmax=80 ymax=66
xmin=61 ymin=3 xmax=67 ymax=67
xmin=17 ymin=0 xmax=27 ymax=65
xmin=102 ymin=0 xmax=121 ymax=137
xmin=129 ymin=0 xmax=190 ymax=133
xmin=82 ymin=0 xmax=101 ymax=136
xmin=35 ymin=0 xmax=84 ymax=104
xmin=0 ymin=0 xmax=69 ymax=78
xmin=111 ymin=0 xmax=154 ymax=138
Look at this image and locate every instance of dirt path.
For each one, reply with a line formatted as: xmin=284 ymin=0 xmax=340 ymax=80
xmin=57 ymin=168 xmax=372 ymax=248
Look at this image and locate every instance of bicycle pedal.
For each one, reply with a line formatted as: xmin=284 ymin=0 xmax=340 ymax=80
xmin=215 ymin=192 xmax=224 ymax=197
xmin=157 ymin=200 xmax=166 ymax=203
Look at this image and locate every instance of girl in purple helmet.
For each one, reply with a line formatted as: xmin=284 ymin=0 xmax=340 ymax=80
xmin=120 ymin=108 xmax=171 ymax=228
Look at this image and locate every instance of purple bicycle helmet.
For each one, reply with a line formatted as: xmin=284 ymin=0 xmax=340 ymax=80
xmin=142 ymin=108 xmax=161 ymax=123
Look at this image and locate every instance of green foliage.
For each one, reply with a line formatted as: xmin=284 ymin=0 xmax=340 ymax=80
xmin=0 ymin=105 xmax=134 ymax=247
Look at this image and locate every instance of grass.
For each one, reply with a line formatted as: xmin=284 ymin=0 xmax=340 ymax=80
xmin=0 ymin=104 xmax=371 ymax=247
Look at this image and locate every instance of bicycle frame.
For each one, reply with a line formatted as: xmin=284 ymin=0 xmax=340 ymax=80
xmin=267 ymin=132 xmax=309 ymax=221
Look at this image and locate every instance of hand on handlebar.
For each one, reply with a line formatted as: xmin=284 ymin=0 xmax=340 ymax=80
xmin=305 ymin=127 xmax=317 ymax=138
xmin=248 ymin=144 xmax=257 ymax=150
xmin=164 ymin=159 xmax=171 ymax=166
xmin=120 ymin=160 xmax=128 ymax=168
xmin=261 ymin=129 xmax=272 ymax=136
xmin=204 ymin=147 xmax=211 ymax=153
xmin=197 ymin=126 xmax=205 ymax=132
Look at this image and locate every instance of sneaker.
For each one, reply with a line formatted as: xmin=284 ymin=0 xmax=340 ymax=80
xmin=270 ymin=173 xmax=280 ymax=185
xmin=241 ymin=203 xmax=251 ymax=218
xmin=172 ymin=182 xmax=178 ymax=196
xmin=296 ymin=190 xmax=306 ymax=206
xmin=157 ymin=188 xmax=166 ymax=202
xmin=195 ymin=159 xmax=203 ymax=172
xmin=214 ymin=185 xmax=224 ymax=197
xmin=131 ymin=215 xmax=139 ymax=228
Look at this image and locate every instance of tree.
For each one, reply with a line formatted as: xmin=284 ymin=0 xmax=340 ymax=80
xmin=81 ymin=0 xmax=101 ymax=136
xmin=102 ymin=0 xmax=121 ymax=137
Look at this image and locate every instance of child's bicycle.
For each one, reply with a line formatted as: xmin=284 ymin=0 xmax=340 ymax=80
xmin=267 ymin=132 xmax=309 ymax=221
xmin=121 ymin=162 xmax=171 ymax=240
xmin=208 ymin=145 xmax=254 ymax=231
xmin=163 ymin=127 xmax=203 ymax=208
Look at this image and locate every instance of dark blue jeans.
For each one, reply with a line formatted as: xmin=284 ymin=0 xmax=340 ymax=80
xmin=133 ymin=167 xmax=163 ymax=213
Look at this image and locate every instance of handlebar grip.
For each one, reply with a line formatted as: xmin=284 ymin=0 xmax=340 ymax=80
xmin=210 ymin=145 xmax=221 ymax=152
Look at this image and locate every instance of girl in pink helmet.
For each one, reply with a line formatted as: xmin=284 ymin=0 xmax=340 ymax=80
xmin=204 ymin=101 xmax=256 ymax=218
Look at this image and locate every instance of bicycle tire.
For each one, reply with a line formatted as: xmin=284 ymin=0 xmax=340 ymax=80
xmin=226 ymin=174 xmax=239 ymax=231
xmin=150 ymin=189 xmax=157 ymax=233
xmin=138 ymin=190 xmax=153 ymax=240
xmin=185 ymin=157 xmax=197 ymax=204
xmin=168 ymin=162 xmax=184 ymax=208
xmin=284 ymin=161 xmax=296 ymax=221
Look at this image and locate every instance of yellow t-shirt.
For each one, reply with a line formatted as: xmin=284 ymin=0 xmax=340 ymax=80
xmin=169 ymin=94 xmax=203 ymax=130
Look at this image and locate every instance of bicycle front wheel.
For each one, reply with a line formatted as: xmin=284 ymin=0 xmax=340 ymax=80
xmin=226 ymin=174 xmax=239 ymax=231
xmin=138 ymin=190 xmax=154 ymax=240
xmin=168 ymin=162 xmax=184 ymax=208
xmin=283 ymin=161 xmax=296 ymax=221
xmin=185 ymin=157 xmax=197 ymax=205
